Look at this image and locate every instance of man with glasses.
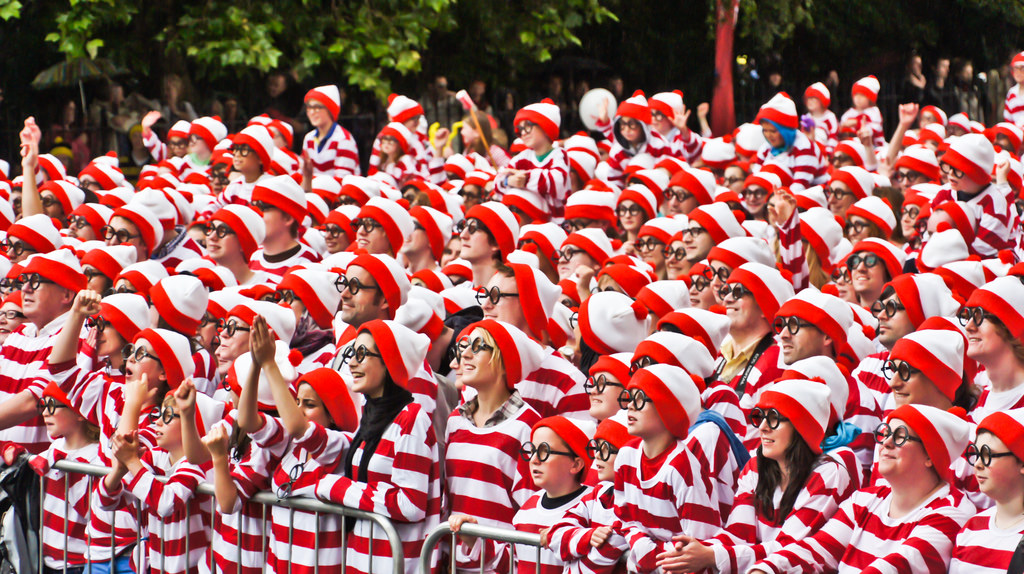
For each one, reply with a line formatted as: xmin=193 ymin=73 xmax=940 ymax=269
xmin=248 ymin=175 xmax=322 ymax=281
xmin=301 ymin=84 xmax=359 ymax=190
xmin=889 ymin=145 xmax=941 ymax=191
xmin=851 ymin=274 xmax=961 ymax=409
xmin=0 ymin=250 xmax=87 ymax=454
xmin=495 ymin=100 xmax=570 ymax=218
xmin=202 ymin=124 xmax=275 ymax=219
xmin=930 ymin=133 xmax=1016 ymax=257
xmin=205 ymin=205 xmax=269 ymax=285
xmin=2 ymin=213 xmax=63 ymax=264
xmin=459 ymin=202 xmax=520 ymax=287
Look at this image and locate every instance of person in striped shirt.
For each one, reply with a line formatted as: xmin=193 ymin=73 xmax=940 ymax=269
xmin=951 ymin=408 xmax=1024 ymax=572
xmin=1003 ymin=52 xmax=1024 ymax=126
xmin=614 ymin=364 xmax=721 ymax=573
xmin=657 ymin=380 xmax=853 ymax=574
xmin=750 ymin=404 xmax=976 ymax=574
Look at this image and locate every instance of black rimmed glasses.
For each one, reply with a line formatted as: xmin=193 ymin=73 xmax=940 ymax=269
xmin=586 ymin=439 xmax=619 ymax=461
xmin=476 ymin=286 xmax=519 ymax=306
xmin=966 ymin=443 xmax=1017 ymax=467
xmin=874 ymin=423 xmax=923 ymax=447
xmin=882 ymin=360 xmax=921 ymax=382
xmin=335 ymin=276 xmax=380 ymax=296
xmin=749 ymin=407 xmax=789 ymax=429
xmin=520 ymin=441 xmax=575 ymax=462
xmin=583 ymin=374 xmax=623 ymax=394
xmin=773 ymin=316 xmax=815 ymax=336
xmin=618 ymin=388 xmax=651 ymax=411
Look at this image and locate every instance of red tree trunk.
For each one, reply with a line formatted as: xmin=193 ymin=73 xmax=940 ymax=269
xmin=711 ymin=0 xmax=739 ymax=136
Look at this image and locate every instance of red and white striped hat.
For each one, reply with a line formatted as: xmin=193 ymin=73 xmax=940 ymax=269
xmin=467 ymin=319 xmax=546 ymax=389
xmin=514 ymin=99 xmax=561 ymax=141
xmin=78 ymin=163 xmax=126 ymax=191
xmin=339 ymin=175 xmax=382 ymax=206
xmin=804 ymin=82 xmax=831 ymax=107
xmin=134 ymin=328 xmax=195 ymax=390
xmin=758 ymin=379 xmax=831 ymax=454
xmin=851 ymin=75 xmax=880 ymax=103
xmin=628 ymin=169 xmax=670 ymax=198
xmin=502 ymin=189 xmax=550 ymax=223
xmin=596 ymin=260 xmax=656 ymax=298
xmin=892 ymin=145 xmax=941 ymax=181
xmin=233 ymin=124 xmax=275 ymax=170
xmin=778 ymin=356 xmax=848 ymax=426
xmin=755 ymin=93 xmax=799 ymax=129
xmin=98 ymin=292 xmax=149 ymax=341
xmin=519 ymin=222 xmax=567 ymax=264
xmin=410 ymin=268 xmax=453 ymax=293
xmin=701 ymin=138 xmax=736 ymax=170
xmin=634 ymin=331 xmax=714 ymax=381
xmin=253 ymin=174 xmax=307 ymax=225
xmin=638 ymin=217 xmax=683 ymax=246
xmin=734 ymin=123 xmax=768 ymax=156
xmin=919 ymin=123 xmax=946 ymax=146
xmin=304 ymin=193 xmax=329 ymax=226
xmin=129 ymin=189 xmax=176 ymax=231
xmin=115 ymin=260 xmax=167 ymax=297
xmin=727 ymin=262 xmax=795 ymax=321
xmin=81 ymin=244 xmax=137 ymax=281
xmin=190 ymin=116 xmax=227 ymax=149
xmin=225 ymin=339 xmax=298 ymax=411
xmin=830 ymin=166 xmax=876 ymax=200
xmin=378 ymin=122 xmax=416 ymax=154
xmin=39 ymin=181 xmax=84 ymax=215
xmin=464 ymin=202 xmax=520 ymax=259
xmin=936 ymin=199 xmax=978 ymax=243
xmin=777 ymin=288 xmax=853 ymax=348
xmin=305 ymin=85 xmax=341 ymax=120
xmin=507 ymin=262 xmax=561 ymax=341
xmin=920 ymin=105 xmax=948 ymax=126
xmin=567 ymin=150 xmax=597 ymax=182
xmin=669 ymin=167 xmax=718 ymax=206
xmin=965 ymin=276 xmax=1024 ymax=340
xmin=279 ymin=268 xmax=341 ymax=329
xmin=395 ymin=288 xmax=445 ymax=341
xmin=409 ymin=206 xmax=453 ymax=260
xmin=990 ymin=122 xmax=1024 ymax=153
xmin=649 ymin=90 xmax=684 ymax=120
xmin=564 ymin=132 xmax=599 ymax=159
xmin=561 ymin=228 xmax=614 ymax=265
xmin=589 ymin=353 xmax=633 ymax=386
xmin=386 ymin=93 xmax=424 ymax=123
xmin=444 ymin=154 xmax=478 ymax=180
xmin=891 ymin=330 xmax=964 ymax=401
xmin=616 ymin=90 xmax=652 ymax=125
xmin=441 ymin=258 xmax=472 ymax=286
xmin=707 ymin=236 xmax=775 ymax=270
xmin=565 ymin=190 xmax=617 ymax=227
xmin=37 ymin=154 xmax=67 ymax=182
xmin=799 ymin=207 xmax=845 ymax=272
xmin=211 ymin=205 xmax=266 ymax=259
xmin=977 ymin=408 xmax=1024 ymax=462
xmin=629 ymin=364 xmax=703 ymax=439
xmin=532 ymin=416 xmax=597 ymax=461
xmin=618 ymin=185 xmax=658 ymax=219
xmin=656 ymin=308 xmax=731 ymax=358
xmin=886 ymin=404 xmax=970 ymax=483
xmin=227 ymin=300 xmax=296 ymax=343
xmin=834 ymin=139 xmax=869 ymax=168
xmin=917 ymin=229 xmax=971 ymax=273
xmin=849 ymin=238 xmax=906 ymax=279
xmin=355 ymin=319 xmax=429 ymax=389
xmin=594 ymin=410 xmax=636 ymax=449
xmin=636 ymin=280 xmax=690 ymax=320
xmin=935 ymin=260 xmax=987 ymax=302
xmin=151 ymin=275 xmax=208 ymax=336
xmin=688 ymin=202 xmax=748 ymax=243
xmin=579 ymin=291 xmax=650 ymax=355
xmin=948 ymin=113 xmax=971 ymax=134
xmin=22 ymin=250 xmax=85 ymax=292
xmin=270 ymin=148 xmax=301 ymax=177
xmin=311 ymin=175 xmax=342 ymax=203
xmin=70 ymin=203 xmax=113 ymax=236
xmin=8 ymin=214 xmax=63 ymax=253
xmin=346 ymin=253 xmax=410 ymax=320
xmin=357 ymin=197 xmax=414 ymax=252
xmin=846 ymin=196 xmax=896 ymax=236
xmin=942 ymin=133 xmax=995 ymax=185
xmin=885 ymin=273 xmax=960 ymax=328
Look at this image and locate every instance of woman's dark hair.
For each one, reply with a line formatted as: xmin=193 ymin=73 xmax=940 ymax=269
xmin=754 ymin=430 xmax=821 ymax=525
xmin=578 ymin=337 xmax=600 ymax=377
xmin=462 ymin=110 xmax=493 ymax=157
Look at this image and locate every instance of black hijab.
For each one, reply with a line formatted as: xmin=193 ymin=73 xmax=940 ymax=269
xmin=344 ymin=376 xmax=413 ymax=483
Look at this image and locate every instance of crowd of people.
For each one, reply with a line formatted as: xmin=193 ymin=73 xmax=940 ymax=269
xmin=3 ymin=50 xmax=1024 ymax=574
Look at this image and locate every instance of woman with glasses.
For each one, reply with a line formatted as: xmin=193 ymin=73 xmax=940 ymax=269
xmin=660 ymin=380 xmax=854 ymax=574
xmin=740 ymin=172 xmax=778 ymax=222
xmin=749 ymin=403 xmax=975 ymax=574
xmin=549 ymin=412 xmax=632 ymax=573
xmin=0 ymin=291 xmax=25 ymax=345
xmin=662 ymin=230 xmax=690 ymax=280
xmin=686 ymin=260 xmax=717 ymax=309
xmin=594 ymin=91 xmax=673 ymax=186
xmin=615 ymin=185 xmax=656 ymax=242
xmin=950 ymin=408 xmax=1024 ymax=572
xmin=634 ymin=219 xmax=683 ymax=280
xmin=494 ymin=100 xmax=570 ymax=219
xmin=446 ymin=319 xmax=545 ymax=573
xmin=843 ymin=195 xmax=897 ymax=244
xmin=369 ymin=122 xmax=424 ymax=186
xmin=962 ymin=277 xmax=1024 ymax=423
xmin=824 ymin=165 xmax=875 ymax=219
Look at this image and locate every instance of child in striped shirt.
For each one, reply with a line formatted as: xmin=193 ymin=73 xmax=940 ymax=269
xmin=951 ymin=408 xmax=1024 ymax=572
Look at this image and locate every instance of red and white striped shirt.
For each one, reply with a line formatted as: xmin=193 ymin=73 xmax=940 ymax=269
xmin=971 ymin=383 xmax=1024 ymax=424
xmin=520 ymin=351 xmax=592 ymax=421
xmin=370 ymin=154 xmax=425 ymax=186
xmin=775 ymin=209 xmax=808 ymax=291
xmin=315 ymin=402 xmax=442 ymax=574
xmin=613 ymin=437 xmax=720 ymax=573
xmin=34 ymin=440 xmax=102 ymax=569
xmin=686 ymin=415 xmax=744 ymax=521
xmin=303 ymin=123 xmax=360 ymax=178
xmin=852 ymin=351 xmax=891 ymax=413
xmin=753 ymin=483 xmax=976 ymax=574
xmin=704 ymin=382 xmax=747 ymax=438
xmin=755 ymin=131 xmax=829 ymax=192
xmin=840 ymin=106 xmax=885 ymax=148
xmin=811 ymin=110 xmax=839 ymax=155
xmin=667 ymin=128 xmax=703 ymax=163
xmin=930 ymin=183 xmax=1018 ymax=258
xmin=252 ymin=414 xmax=348 ymax=574
xmin=444 ymin=399 xmax=539 ymax=571
xmin=496 ymin=148 xmax=571 ymax=219
xmin=0 ymin=314 xmax=88 ymax=454
xmin=706 ymin=453 xmax=854 ymax=574
xmin=548 ymin=483 xmax=628 ymax=574
xmin=102 ymin=450 xmax=211 ymax=574
xmin=150 ymin=231 xmax=205 ymax=270
xmin=201 ymin=174 xmax=273 ymax=220
xmin=511 ymin=487 xmax=590 ymax=574
xmin=950 ymin=506 xmax=1024 ymax=573
xmin=602 ymin=130 xmax=675 ymax=186
xmin=1005 ymin=84 xmax=1024 ymax=126
xmin=248 ymin=243 xmax=322 ymax=283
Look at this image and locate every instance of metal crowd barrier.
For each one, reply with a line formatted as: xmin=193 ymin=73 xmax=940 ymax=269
xmin=44 ymin=459 xmax=405 ymax=574
xmin=419 ymin=522 xmax=543 ymax=574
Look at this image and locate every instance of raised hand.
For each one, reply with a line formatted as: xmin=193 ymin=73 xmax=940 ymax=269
xmin=249 ymin=316 xmax=275 ymax=367
xmin=173 ymin=378 xmax=197 ymax=417
xmin=201 ymin=423 xmax=231 ymax=459
xmin=898 ymin=102 xmax=920 ymax=128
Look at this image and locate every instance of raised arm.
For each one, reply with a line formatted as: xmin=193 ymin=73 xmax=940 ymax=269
xmin=19 ymin=117 xmax=43 ymax=218
xmin=174 ymin=379 xmax=209 ymax=465
xmin=49 ymin=290 xmax=100 ymax=367
xmin=251 ymin=316 xmax=306 ymax=437
xmin=236 ymin=349 xmax=263 ymax=435
xmin=201 ymin=424 xmax=239 ymax=513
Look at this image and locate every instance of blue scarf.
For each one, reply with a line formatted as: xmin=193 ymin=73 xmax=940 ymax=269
xmin=689 ymin=409 xmax=751 ymax=469
xmin=821 ymin=422 xmax=862 ymax=453
xmin=765 ymin=119 xmax=797 ymax=156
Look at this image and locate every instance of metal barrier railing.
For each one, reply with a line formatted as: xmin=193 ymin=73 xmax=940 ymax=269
xmin=419 ymin=522 xmax=543 ymax=574
xmin=43 ymin=458 xmax=405 ymax=574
